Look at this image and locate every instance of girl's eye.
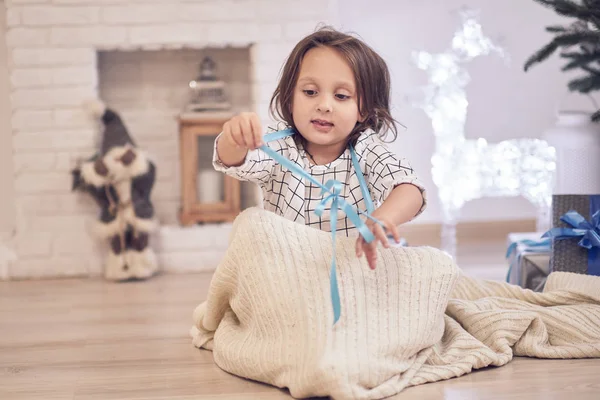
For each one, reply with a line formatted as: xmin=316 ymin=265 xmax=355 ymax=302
xmin=335 ymin=94 xmax=350 ymax=100
xmin=303 ymin=90 xmax=317 ymax=96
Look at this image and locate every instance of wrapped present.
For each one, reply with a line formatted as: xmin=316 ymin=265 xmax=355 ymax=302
xmin=544 ymin=194 xmax=600 ymax=276
xmin=505 ymin=232 xmax=551 ymax=291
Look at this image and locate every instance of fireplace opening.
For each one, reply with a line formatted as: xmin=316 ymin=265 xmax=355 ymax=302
xmin=97 ymin=46 xmax=258 ymax=226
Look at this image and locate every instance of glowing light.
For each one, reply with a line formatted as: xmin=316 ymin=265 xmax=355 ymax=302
xmin=412 ymin=9 xmax=556 ymax=258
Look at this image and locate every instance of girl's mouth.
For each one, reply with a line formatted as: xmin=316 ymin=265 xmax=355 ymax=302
xmin=311 ymin=119 xmax=334 ymax=132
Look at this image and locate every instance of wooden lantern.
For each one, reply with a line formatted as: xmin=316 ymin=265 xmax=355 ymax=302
xmin=178 ymin=114 xmax=240 ymax=225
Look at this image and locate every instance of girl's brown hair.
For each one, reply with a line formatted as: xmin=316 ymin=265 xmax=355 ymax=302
xmin=269 ymin=26 xmax=398 ymax=147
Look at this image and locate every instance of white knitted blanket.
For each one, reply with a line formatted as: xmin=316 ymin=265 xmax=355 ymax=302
xmin=190 ymin=208 xmax=600 ymax=400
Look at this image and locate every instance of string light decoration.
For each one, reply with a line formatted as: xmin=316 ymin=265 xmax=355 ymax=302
xmin=411 ymin=9 xmax=556 ymax=258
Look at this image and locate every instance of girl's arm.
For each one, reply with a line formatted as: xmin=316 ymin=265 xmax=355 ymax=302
xmin=363 ymin=143 xmax=427 ymax=220
xmin=356 ymin=140 xmax=427 ymax=269
xmin=372 ymin=183 xmax=424 ymax=226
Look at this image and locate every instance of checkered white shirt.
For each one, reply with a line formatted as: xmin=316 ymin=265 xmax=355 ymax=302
xmin=213 ymin=130 xmax=427 ymax=237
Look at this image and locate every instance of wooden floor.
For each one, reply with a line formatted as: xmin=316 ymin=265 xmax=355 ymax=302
xmin=1 ymin=241 xmax=599 ymax=400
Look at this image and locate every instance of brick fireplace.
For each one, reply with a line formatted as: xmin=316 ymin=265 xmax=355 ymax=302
xmin=4 ymin=0 xmax=338 ymax=279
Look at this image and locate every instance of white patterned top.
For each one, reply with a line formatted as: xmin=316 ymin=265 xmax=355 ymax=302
xmin=213 ymin=130 xmax=427 ymax=237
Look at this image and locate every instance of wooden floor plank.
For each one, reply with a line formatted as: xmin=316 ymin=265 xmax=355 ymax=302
xmin=1 ymin=244 xmax=599 ymax=399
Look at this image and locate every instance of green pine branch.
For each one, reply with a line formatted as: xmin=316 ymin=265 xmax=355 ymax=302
xmin=581 ymin=64 xmax=600 ymax=75
xmin=524 ymin=42 xmax=559 ymax=71
xmin=561 ymin=52 xmax=600 ymax=71
xmin=545 ymin=25 xmax=567 ymax=32
xmin=568 ymin=74 xmax=600 ymax=93
xmin=555 ymin=31 xmax=600 ymax=45
xmin=526 ymin=0 xmax=600 ymax=122
xmin=524 ymin=31 xmax=600 ymax=71
xmin=531 ymin=0 xmax=560 ymax=8
xmin=560 ymin=51 xmax=584 ymax=58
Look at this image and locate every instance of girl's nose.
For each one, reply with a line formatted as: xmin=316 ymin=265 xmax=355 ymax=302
xmin=316 ymin=98 xmax=332 ymax=113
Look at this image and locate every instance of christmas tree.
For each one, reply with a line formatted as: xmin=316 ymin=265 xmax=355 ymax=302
xmin=524 ymin=0 xmax=600 ymax=121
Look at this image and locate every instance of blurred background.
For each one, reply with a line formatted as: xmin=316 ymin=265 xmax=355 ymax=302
xmin=0 ymin=0 xmax=599 ymax=283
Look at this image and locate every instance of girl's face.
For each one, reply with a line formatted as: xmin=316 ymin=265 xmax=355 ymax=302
xmin=292 ymin=46 xmax=362 ymax=156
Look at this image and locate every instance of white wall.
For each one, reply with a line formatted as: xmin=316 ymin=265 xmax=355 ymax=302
xmin=0 ymin=0 xmax=16 ymax=242
xmin=339 ymin=0 xmax=598 ymax=223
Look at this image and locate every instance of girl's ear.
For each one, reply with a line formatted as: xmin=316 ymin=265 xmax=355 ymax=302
xmin=358 ymin=110 xmax=367 ymax=123
xmin=357 ymin=101 xmax=368 ymax=123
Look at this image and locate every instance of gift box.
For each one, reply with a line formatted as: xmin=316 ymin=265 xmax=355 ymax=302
xmin=545 ymin=194 xmax=600 ymax=276
xmin=506 ymin=232 xmax=551 ymax=291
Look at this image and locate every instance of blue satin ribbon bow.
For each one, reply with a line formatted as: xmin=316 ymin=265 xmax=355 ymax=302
xmin=258 ymin=129 xmax=384 ymax=324
xmin=542 ymin=209 xmax=600 ymax=276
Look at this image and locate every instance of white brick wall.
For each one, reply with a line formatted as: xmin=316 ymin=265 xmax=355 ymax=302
xmin=6 ymin=27 xmax=48 ymax=46
xmin=51 ymin=26 xmax=128 ymax=46
xmin=4 ymin=0 xmax=339 ymax=279
xmin=21 ymin=6 xmax=100 ymax=26
xmin=12 ymin=47 xmax=96 ymax=66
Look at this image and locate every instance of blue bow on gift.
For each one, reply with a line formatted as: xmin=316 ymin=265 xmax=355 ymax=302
xmin=258 ymin=129 xmax=384 ymax=324
xmin=542 ymin=209 xmax=600 ymax=275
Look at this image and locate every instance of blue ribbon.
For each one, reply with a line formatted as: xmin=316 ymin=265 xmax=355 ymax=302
xmin=258 ymin=129 xmax=383 ymax=324
xmin=542 ymin=205 xmax=600 ymax=276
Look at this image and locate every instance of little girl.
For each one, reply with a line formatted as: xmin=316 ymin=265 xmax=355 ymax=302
xmin=213 ymin=27 xmax=426 ymax=270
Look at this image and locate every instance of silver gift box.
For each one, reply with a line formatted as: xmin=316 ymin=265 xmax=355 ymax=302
xmin=506 ymin=232 xmax=551 ymax=291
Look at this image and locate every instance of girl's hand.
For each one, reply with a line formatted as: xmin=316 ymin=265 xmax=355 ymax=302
xmin=222 ymin=112 xmax=264 ymax=150
xmin=355 ymin=215 xmax=401 ymax=270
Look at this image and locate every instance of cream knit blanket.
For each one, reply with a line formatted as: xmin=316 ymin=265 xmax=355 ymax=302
xmin=190 ymin=208 xmax=600 ymax=400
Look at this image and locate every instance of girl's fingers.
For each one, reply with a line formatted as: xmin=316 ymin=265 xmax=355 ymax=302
xmin=224 ymin=124 xmax=238 ymax=147
xmin=365 ymin=244 xmax=377 ymax=269
xmin=357 ymin=221 xmax=394 ymax=269
xmin=356 ymin=236 xmax=363 ymax=258
xmin=385 ymin=221 xmax=401 ymax=244
xmin=374 ymin=224 xmax=389 ymax=249
xmin=250 ymin=113 xmax=263 ymax=148
xmin=227 ymin=122 xmax=243 ymax=148
xmin=366 ymin=237 xmax=378 ymax=269
xmin=238 ymin=117 xmax=255 ymax=149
